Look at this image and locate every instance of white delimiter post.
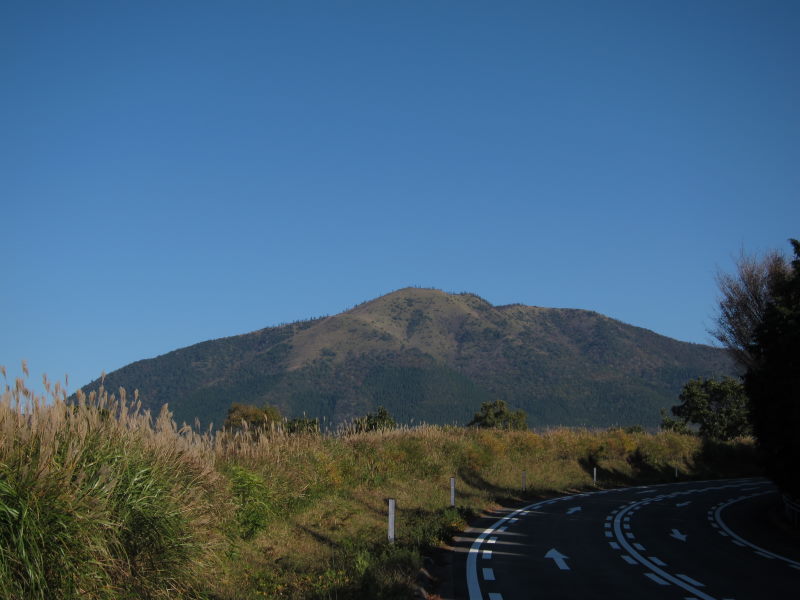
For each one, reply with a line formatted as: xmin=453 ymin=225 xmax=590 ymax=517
xmin=450 ymin=477 xmax=456 ymax=507
xmin=388 ymin=498 xmax=396 ymax=543
xmin=593 ymin=467 xmax=597 ymax=484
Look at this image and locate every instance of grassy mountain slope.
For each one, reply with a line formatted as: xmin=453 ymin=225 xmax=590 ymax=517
xmin=78 ymin=288 xmax=734 ymax=428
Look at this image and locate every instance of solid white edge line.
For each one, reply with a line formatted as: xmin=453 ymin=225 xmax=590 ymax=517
xmin=612 ymin=482 xmax=762 ymax=600
xmin=713 ymin=492 xmax=800 ymax=568
xmin=466 ymin=478 xmax=770 ymax=600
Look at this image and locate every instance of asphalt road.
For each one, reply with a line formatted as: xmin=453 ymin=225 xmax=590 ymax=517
xmin=447 ymin=478 xmax=800 ymax=600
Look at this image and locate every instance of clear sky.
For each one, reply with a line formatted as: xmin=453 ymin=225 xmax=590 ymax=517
xmin=2 ymin=1 xmax=798 ymax=395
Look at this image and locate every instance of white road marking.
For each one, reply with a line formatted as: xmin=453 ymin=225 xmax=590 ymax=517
xmin=732 ymin=540 xmax=745 ymax=547
xmin=633 ymin=543 xmax=646 ymax=551
xmin=544 ymin=548 xmax=571 ymax=570
xmin=625 ymin=532 xmax=636 ymax=539
xmin=487 ymin=537 xmax=497 ymax=544
xmin=466 ymin=496 xmax=553 ymax=600
xmin=621 ymin=555 xmax=638 ymax=565
xmin=649 ymin=557 xmax=667 ymax=566
xmin=488 ymin=594 xmax=503 ymax=600
xmin=497 ymin=526 xmax=507 ymax=532
xmin=670 ymin=529 xmax=688 ymax=541
xmin=713 ymin=491 xmax=800 ymax=569
xmin=609 ymin=542 xmax=621 ymax=550
xmin=644 ymin=573 xmax=670 ymax=585
xmin=613 ymin=481 xmax=766 ymax=600
xmin=605 ymin=531 xmax=613 ymax=538
xmin=482 ymin=568 xmax=495 ymax=581
xmin=566 ymin=506 xmax=582 ymax=515
xmin=676 ymin=574 xmax=705 ymax=587
xmin=604 ymin=522 xmax=611 ymax=529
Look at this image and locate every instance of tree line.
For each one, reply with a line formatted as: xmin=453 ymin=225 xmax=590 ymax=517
xmin=664 ymin=239 xmax=799 ymax=499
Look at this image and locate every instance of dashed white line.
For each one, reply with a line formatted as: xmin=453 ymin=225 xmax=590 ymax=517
xmin=482 ymin=550 xmax=492 ymax=559
xmin=676 ymin=574 xmax=705 ymax=587
xmin=713 ymin=491 xmax=800 ymax=569
xmin=633 ymin=543 xmax=646 ymax=551
xmin=482 ymin=568 xmax=495 ymax=581
xmin=609 ymin=542 xmax=621 ymax=550
xmin=644 ymin=573 xmax=670 ymax=585
xmin=621 ymin=555 xmax=638 ymax=565
xmin=613 ymin=481 xmax=765 ymax=600
xmin=488 ymin=594 xmax=503 ymax=600
xmin=649 ymin=557 xmax=667 ymax=566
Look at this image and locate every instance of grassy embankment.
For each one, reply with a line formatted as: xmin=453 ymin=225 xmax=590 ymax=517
xmin=0 ymin=372 xmax=760 ymax=599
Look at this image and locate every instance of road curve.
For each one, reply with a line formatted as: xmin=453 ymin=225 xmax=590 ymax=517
xmin=449 ymin=478 xmax=800 ymax=600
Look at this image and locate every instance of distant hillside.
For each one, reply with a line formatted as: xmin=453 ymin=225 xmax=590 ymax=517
xmin=77 ymin=288 xmax=734 ymax=428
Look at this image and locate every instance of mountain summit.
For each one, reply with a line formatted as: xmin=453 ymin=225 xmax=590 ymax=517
xmin=79 ymin=288 xmax=733 ymax=428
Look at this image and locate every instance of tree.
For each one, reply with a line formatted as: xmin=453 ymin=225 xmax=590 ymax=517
xmin=744 ymin=239 xmax=800 ymax=497
xmin=352 ymin=406 xmax=396 ymax=432
xmin=286 ymin=416 xmax=320 ymax=434
xmin=666 ymin=377 xmax=750 ymax=440
xmin=658 ymin=409 xmax=690 ymax=435
xmin=468 ymin=399 xmax=528 ymax=430
xmin=224 ymin=402 xmax=282 ymax=431
xmin=711 ymin=249 xmax=789 ymax=370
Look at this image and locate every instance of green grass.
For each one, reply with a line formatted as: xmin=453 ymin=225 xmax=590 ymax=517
xmin=1 ymin=372 xmax=760 ymax=599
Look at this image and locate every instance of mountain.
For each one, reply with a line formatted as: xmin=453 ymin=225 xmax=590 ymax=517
xmin=77 ymin=288 xmax=734 ymax=429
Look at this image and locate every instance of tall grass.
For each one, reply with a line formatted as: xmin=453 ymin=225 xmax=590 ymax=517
xmin=0 ymin=368 xmax=760 ymax=599
xmin=0 ymin=373 xmax=227 ymax=599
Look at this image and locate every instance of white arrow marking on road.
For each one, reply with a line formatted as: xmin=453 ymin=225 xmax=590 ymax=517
xmin=545 ymin=548 xmax=571 ymax=570
xmin=676 ymin=501 xmax=691 ymax=507
xmin=566 ymin=506 xmax=582 ymax=515
xmin=670 ymin=529 xmax=688 ymax=541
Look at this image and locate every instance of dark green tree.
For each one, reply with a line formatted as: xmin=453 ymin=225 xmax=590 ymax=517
xmin=352 ymin=406 xmax=396 ymax=432
xmin=223 ymin=402 xmax=282 ymax=431
xmin=667 ymin=377 xmax=751 ymax=440
xmin=659 ymin=408 xmax=691 ymax=434
xmin=286 ymin=416 xmax=320 ymax=434
xmin=468 ymin=399 xmax=528 ymax=430
xmin=744 ymin=239 xmax=800 ymax=497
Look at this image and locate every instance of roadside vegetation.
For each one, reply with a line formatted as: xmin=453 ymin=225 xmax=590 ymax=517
xmin=0 ymin=370 xmax=760 ymax=600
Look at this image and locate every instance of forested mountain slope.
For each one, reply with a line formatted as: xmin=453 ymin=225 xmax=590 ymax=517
xmin=78 ymin=288 xmax=734 ymax=428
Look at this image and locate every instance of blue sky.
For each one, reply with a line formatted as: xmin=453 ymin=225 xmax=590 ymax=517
xmin=2 ymin=1 xmax=798 ymax=395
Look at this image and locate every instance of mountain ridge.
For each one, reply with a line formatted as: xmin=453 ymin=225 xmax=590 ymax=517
xmin=77 ymin=287 xmax=734 ymax=429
